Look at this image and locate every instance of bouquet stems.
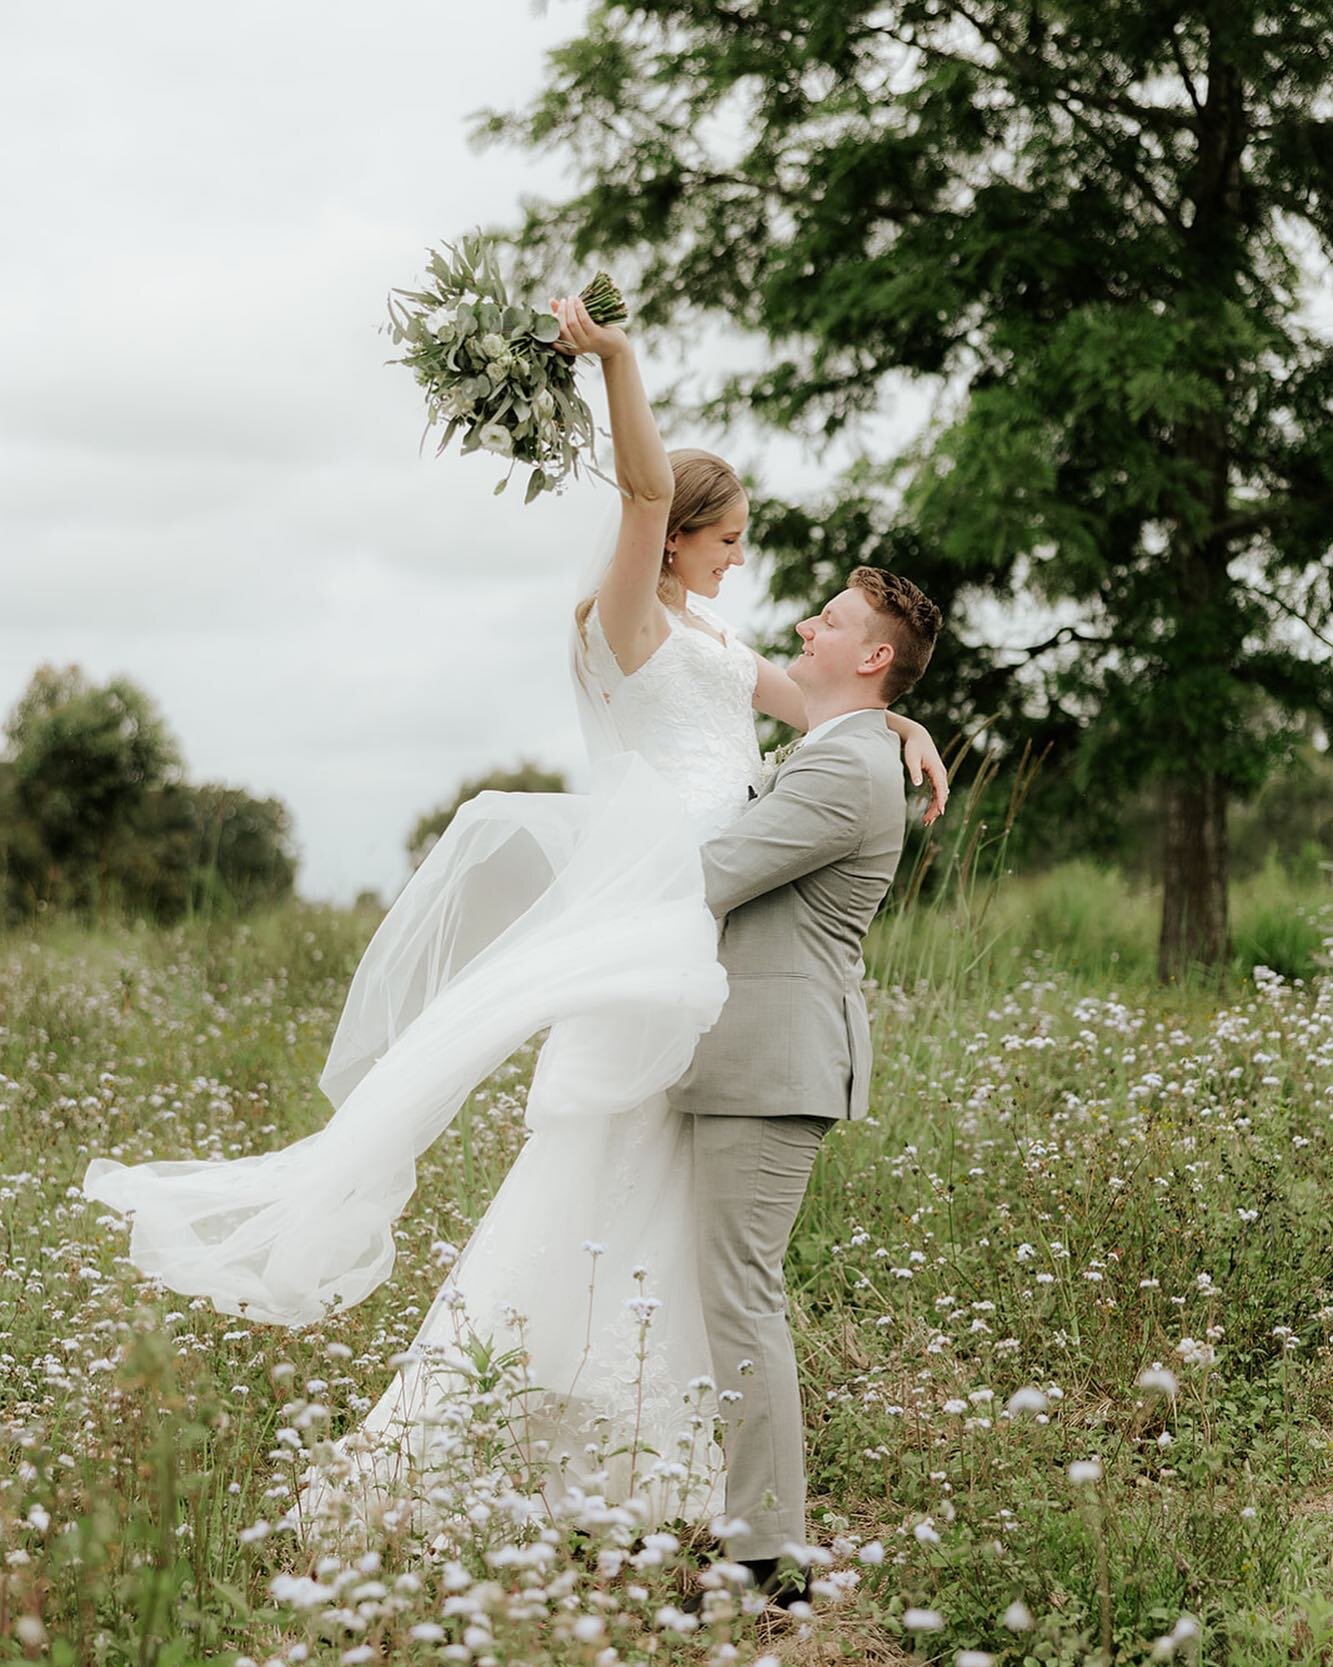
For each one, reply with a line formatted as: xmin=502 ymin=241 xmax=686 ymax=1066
xmin=579 ymin=271 xmax=628 ymax=327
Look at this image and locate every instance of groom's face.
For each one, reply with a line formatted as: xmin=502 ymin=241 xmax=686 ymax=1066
xmin=790 ymin=587 xmax=893 ymax=696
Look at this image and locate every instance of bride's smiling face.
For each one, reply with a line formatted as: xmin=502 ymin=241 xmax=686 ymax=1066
xmin=667 ymin=496 xmax=749 ymax=599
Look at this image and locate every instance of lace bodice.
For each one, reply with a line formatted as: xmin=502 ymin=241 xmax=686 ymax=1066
xmin=581 ymin=599 xmax=763 ymax=839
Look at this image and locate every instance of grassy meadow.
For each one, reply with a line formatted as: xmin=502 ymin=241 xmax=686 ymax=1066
xmin=1 ymin=853 xmax=1331 ymax=1666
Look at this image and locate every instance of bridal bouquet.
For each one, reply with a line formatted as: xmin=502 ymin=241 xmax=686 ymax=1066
xmin=387 ymin=232 xmax=628 ymax=503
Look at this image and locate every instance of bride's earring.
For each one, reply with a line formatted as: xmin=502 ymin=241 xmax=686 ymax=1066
xmin=659 ymin=549 xmax=681 ymax=605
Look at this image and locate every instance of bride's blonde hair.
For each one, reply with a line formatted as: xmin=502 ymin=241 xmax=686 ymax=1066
xmin=576 ymin=448 xmax=745 ymax=640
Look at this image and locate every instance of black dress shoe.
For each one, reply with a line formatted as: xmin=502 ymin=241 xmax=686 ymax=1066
xmin=766 ymin=1570 xmax=813 ymax=1610
xmin=739 ymin=1556 xmax=812 ymax=1610
xmin=682 ymin=1556 xmax=812 ymax=1619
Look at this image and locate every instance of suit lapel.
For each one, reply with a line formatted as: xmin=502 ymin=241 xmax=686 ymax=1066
xmin=752 ymin=710 xmax=893 ymax=802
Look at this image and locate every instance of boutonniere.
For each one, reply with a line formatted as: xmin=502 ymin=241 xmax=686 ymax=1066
xmin=755 ymin=736 xmax=803 ymax=792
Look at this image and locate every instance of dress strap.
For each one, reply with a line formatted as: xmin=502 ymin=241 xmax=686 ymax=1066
xmin=683 ymin=598 xmax=732 ymax=643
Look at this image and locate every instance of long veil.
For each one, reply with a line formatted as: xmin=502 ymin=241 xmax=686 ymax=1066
xmin=82 ymin=507 xmax=727 ymax=1329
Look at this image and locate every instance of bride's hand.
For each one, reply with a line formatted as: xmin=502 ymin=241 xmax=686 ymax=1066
xmin=899 ymin=722 xmax=950 ymax=826
xmin=549 ymin=294 xmax=628 ymax=361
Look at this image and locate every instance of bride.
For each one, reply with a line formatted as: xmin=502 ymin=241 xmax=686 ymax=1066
xmin=82 ymin=292 xmax=947 ymax=1542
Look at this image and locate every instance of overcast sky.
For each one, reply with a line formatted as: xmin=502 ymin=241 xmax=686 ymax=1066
xmin=1 ymin=0 xmax=940 ymax=902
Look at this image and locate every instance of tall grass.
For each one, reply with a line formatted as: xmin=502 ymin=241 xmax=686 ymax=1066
xmin=2 ymin=859 xmax=1331 ymax=1663
xmin=867 ymin=741 xmax=1046 ymax=999
xmin=870 ymin=750 xmax=1331 ymax=997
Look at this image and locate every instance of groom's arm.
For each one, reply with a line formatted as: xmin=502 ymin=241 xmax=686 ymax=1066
xmin=700 ymin=740 xmax=872 ymax=919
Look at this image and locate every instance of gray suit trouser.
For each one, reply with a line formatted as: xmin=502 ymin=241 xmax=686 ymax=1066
xmin=690 ymin=1112 xmax=834 ymax=1561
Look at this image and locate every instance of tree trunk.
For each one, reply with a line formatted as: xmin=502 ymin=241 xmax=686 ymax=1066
xmin=1157 ymin=772 xmax=1231 ymax=980
xmin=1155 ymin=23 xmax=1246 ymax=984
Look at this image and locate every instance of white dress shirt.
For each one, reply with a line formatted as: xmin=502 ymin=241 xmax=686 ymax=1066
xmin=802 ymin=707 xmax=886 ymax=747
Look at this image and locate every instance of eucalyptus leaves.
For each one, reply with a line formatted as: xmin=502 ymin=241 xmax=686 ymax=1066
xmin=387 ymin=233 xmax=628 ymax=502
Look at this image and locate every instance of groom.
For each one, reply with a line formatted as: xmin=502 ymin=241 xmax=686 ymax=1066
xmin=669 ymin=564 xmax=942 ymax=1608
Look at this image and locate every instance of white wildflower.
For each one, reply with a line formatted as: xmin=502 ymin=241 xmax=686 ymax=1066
xmin=654 ymin=1604 xmax=698 ymax=1633
xmin=1138 ymin=1366 xmax=1179 ymax=1398
xmin=270 ymin=1574 xmax=337 ymax=1608
xmin=1152 ymin=1614 xmax=1202 ymax=1658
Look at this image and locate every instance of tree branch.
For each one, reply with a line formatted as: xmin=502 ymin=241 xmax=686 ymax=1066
xmin=994 ymin=624 xmax=1116 ymax=666
xmin=1210 ymin=501 xmax=1291 ymax=543
xmin=1168 ymin=24 xmax=1206 ymax=121
xmin=1240 ymin=583 xmax=1333 ymax=654
xmin=864 ymin=20 xmax=1193 ymax=133
xmin=942 ymin=1 xmax=1187 ymax=232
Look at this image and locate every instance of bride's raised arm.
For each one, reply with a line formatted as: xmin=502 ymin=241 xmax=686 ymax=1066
xmin=551 ymin=294 xmax=674 ymax=675
xmin=750 ymin=649 xmax=951 ymax=825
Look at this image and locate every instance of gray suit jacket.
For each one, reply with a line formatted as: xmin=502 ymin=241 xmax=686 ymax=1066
xmin=668 ymin=709 xmax=906 ymax=1121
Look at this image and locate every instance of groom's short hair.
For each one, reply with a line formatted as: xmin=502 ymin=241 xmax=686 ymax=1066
xmin=849 ymin=567 xmax=942 ymax=703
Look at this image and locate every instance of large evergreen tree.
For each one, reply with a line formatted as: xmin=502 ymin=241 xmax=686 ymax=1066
xmin=476 ymin=0 xmax=1333 ymax=976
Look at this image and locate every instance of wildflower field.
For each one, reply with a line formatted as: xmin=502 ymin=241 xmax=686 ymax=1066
xmin=2 ymin=869 xmax=1332 ymax=1667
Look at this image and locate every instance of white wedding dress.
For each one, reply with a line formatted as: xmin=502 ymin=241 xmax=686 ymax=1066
xmin=299 ymin=599 xmax=764 ymax=1537
xmin=82 ymin=591 xmax=765 ymax=1537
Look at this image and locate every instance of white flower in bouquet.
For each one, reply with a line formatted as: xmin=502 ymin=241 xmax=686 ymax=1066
xmin=386 ymin=230 xmax=628 ymax=503
xmin=477 ymin=422 xmax=514 ymax=457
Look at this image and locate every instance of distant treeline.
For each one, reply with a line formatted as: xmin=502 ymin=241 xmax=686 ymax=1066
xmin=3 ymin=661 xmax=1324 ymax=933
xmin=406 ymin=762 xmax=567 ymax=869
xmin=987 ymin=740 xmax=1333 ymax=886
xmin=0 ymin=665 xmax=296 ymax=925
